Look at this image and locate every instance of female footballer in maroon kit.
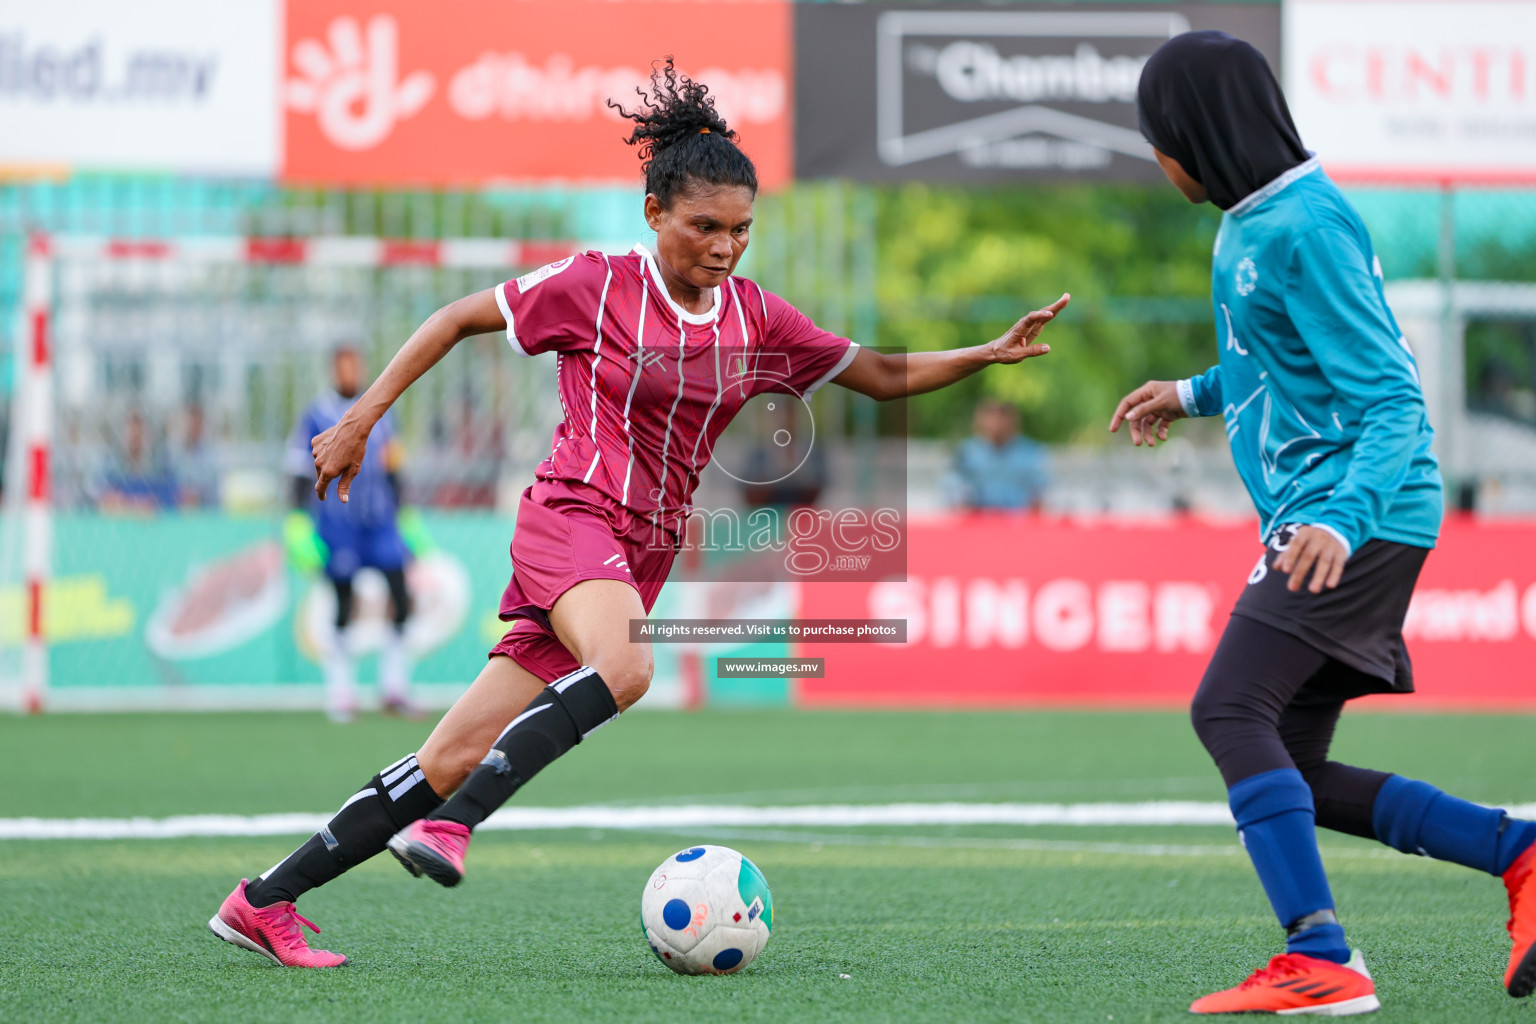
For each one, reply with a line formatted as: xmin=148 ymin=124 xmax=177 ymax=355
xmin=209 ymin=62 xmax=1069 ymax=967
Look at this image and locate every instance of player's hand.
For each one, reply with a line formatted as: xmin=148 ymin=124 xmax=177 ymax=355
xmin=989 ymin=293 xmax=1069 ymax=364
xmin=312 ymin=416 xmax=369 ymax=503
xmin=1274 ymin=525 xmax=1348 ymax=594
xmin=1109 ymin=380 xmax=1186 ymax=448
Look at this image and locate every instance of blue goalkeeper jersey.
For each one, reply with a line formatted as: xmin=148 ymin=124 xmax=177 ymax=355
xmin=284 ymin=392 xmax=400 ymax=530
xmin=1177 ymin=157 xmax=1443 ymax=555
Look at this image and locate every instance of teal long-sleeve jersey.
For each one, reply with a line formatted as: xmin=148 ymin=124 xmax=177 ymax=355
xmin=1177 ymin=158 xmax=1443 ymax=555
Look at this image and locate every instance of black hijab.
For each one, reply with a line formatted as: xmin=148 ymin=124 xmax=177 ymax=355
xmin=1136 ymin=31 xmax=1308 ymax=211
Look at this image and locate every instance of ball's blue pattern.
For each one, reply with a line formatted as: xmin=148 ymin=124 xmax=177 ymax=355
xmin=713 ymin=948 xmax=744 ymax=971
xmin=662 ymin=898 xmax=691 ymax=930
xmin=675 ymin=847 xmax=707 ymax=862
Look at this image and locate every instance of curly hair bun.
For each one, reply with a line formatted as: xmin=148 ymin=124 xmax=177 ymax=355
xmin=608 ymin=57 xmax=758 ymax=205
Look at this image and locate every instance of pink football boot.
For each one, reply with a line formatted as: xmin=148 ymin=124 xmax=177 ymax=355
xmin=387 ymin=819 xmax=472 ymax=887
xmin=208 ymin=879 xmax=347 ymax=967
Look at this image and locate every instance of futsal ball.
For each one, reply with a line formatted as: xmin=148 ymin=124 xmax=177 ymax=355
xmin=641 ymin=845 xmax=773 ymax=975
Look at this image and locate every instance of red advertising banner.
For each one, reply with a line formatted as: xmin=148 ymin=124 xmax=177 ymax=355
xmin=281 ymin=0 xmax=791 ymax=187
xmin=797 ymin=516 xmax=1536 ymax=709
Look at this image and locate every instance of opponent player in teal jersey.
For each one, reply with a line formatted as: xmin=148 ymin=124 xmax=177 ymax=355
xmin=1112 ymin=30 xmax=1536 ymax=1015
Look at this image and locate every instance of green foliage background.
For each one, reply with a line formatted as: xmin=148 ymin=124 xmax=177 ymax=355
xmin=871 ymin=184 xmax=1223 ymax=443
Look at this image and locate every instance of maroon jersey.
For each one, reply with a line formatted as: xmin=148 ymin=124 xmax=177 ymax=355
xmin=494 ymin=245 xmax=858 ymax=536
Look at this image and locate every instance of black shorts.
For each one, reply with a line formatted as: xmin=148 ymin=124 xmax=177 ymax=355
xmin=1231 ymin=524 xmax=1429 ymax=699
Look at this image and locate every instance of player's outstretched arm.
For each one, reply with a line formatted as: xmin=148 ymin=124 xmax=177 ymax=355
xmin=832 ymin=294 xmax=1069 ymax=401
xmin=1109 ymin=380 xmax=1188 ymax=448
xmin=312 ymin=288 xmax=505 ymax=503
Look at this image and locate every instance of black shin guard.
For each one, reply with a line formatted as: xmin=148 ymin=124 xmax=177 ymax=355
xmin=247 ymin=752 xmax=443 ymax=907
xmin=432 ymin=667 xmax=619 ymax=830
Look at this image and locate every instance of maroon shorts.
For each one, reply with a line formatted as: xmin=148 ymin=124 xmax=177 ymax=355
xmin=488 ymin=480 xmax=677 ymax=682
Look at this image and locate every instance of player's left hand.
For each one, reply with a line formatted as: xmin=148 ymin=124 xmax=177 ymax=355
xmin=1274 ymin=525 xmax=1348 ymax=594
xmin=312 ymin=415 xmax=370 ymax=503
xmin=989 ymin=294 xmax=1070 ymax=364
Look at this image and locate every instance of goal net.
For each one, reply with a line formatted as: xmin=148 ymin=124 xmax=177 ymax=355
xmin=1 ymin=233 xmax=584 ymax=711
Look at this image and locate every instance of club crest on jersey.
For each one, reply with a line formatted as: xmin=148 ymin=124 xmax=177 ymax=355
xmin=517 ymin=256 xmax=575 ymax=293
xmin=1235 ymin=257 xmax=1258 ymax=297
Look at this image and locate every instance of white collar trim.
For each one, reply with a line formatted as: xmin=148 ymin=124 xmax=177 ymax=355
xmin=632 ymin=242 xmax=721 ymax=324
xmin=1227 ymin=156 xmax=1323 ymax=218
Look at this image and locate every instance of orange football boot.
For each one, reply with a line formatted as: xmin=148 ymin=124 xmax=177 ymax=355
xmin=1190 ymin=951 xmax=1379 ymax=1016
xmin=1503 ymin=843 xmax=1536 ymax=996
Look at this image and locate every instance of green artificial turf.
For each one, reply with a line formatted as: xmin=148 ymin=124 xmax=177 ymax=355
xmin=1 ymin=710 xmax=1532 ymax=1022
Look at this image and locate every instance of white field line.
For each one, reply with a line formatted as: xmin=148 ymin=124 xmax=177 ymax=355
xmin=6 ymin=801 xmax=1536 ymax=841
xmin=652 ymin=827 xmax=1422 ymax=861
xmin=643 ymin=825 xmax=1250 ymax=858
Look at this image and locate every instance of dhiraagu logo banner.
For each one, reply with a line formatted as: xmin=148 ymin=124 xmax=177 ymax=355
xmin=17 ymin=512 xmax=791 ymax=710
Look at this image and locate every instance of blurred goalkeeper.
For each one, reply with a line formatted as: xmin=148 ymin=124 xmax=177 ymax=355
xmin=284 ymin=344 xmax=420 ymax=721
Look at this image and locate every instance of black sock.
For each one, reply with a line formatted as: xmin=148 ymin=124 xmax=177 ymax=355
xmin=247 ymin=752 xmax=443 ymax=907
xmin=431 ymin=667 xmax=618 ymax=830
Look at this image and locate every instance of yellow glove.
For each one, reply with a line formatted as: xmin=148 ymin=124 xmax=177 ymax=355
xmin=398 ymin=507 xmax=435 ymax=556
xmin=283 ymin=511 xmax=329 ymax=573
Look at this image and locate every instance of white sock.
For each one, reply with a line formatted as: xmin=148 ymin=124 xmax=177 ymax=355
xmin=380 ymin=626 xmax=412 ymax=704
xmin=321 ymin=626 xmax=356 ymax=720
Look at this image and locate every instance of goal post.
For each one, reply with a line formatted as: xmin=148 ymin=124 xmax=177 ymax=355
xmin=2 ymin=233 xmax=583 ymax=713
xmin=14 ymin=233 xmax=53 ymax=712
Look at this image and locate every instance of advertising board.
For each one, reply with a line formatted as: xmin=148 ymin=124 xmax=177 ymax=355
xmin=0 ymin=0 xmax=280 ymax=175
xmin=797 ymin=516 xmax=1536 ymax=708
xmin=1284 ymin=0 xmax=1536 ymax=184
xmin=795 ymin=3 xmax=1281 ymax=182
xmin=281 ymin=0 xmax=791 ymax=187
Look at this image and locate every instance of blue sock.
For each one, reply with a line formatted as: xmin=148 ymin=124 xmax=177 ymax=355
xmin=1229 ymin=768 xmax=1351 ymax=964
xmin=1372 ymin=775 xmax=1536 ymax=876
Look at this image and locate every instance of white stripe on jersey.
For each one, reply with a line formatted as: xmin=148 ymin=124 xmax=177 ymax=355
xmin=495 ymin=283 xmax=529 ymax=357
xmin=589 ymin=257 xmax=613 ymax=445
xmin=690 ymin=284 xmax=731 ymax=474
xmin=731 ymin=278 xmax=757 ymax=402
xmin=620 ymin=273 xmax=649 ymax=506
xmin=553 ymin=352 xmax=572 ymax=425
xmin=654 ymin=317 xmax=689 ymax=526
xmin=805 ymin=340 xmax=861 ymax=397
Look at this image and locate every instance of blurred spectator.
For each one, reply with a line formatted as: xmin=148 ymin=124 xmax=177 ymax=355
xmin=174 ymin=403 xmax=222 ymax=508
xmin=94 ymin=409 xmax=179 ymax=513
xmin=55 ymin=413 xmax=97 ymax=510
xmin=948 ymin=399 xmax=1050 ymax=511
